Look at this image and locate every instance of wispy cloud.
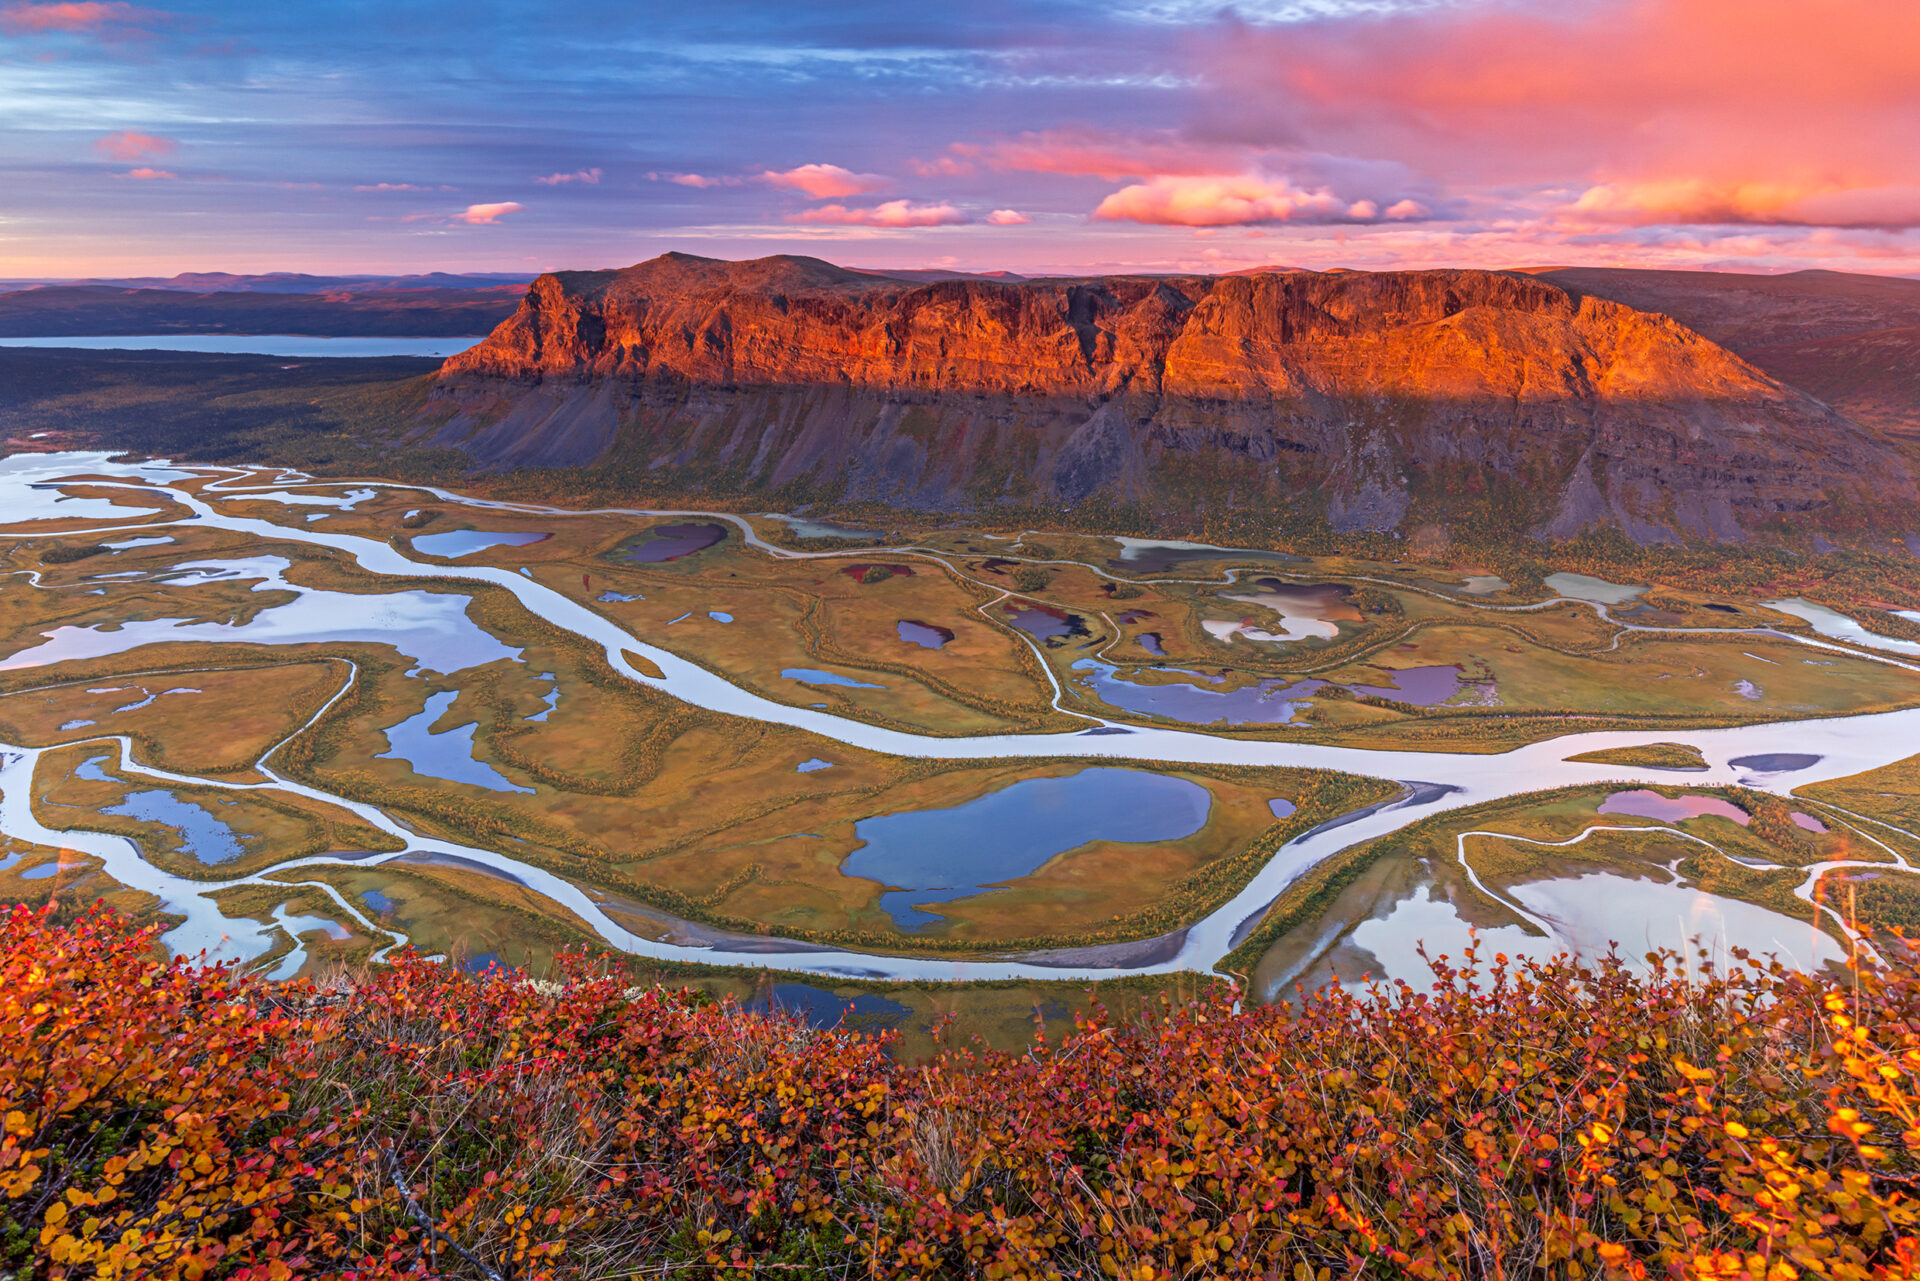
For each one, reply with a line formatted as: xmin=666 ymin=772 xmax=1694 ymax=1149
xmin=646 ymin=172 xmax=741 ymax=188
xmin=952 ymin=128 xmax=1245 ymax=180
xmin=0 ymin=1 xmax=170 ymax=34
xmin=355 ymin=182 xmax=453 ymax=192
xmin=790 ymin=199 xmax=965 ymax=227
xmin=114 ymin=166 xmax=174 ymax=180
xmin=985 ymin=209 xmax=1031 ymax=225
xmin=535 ymin=167 xmax=602 ymax=186
xmin=762 ymin=163 xmax=891 ymax=199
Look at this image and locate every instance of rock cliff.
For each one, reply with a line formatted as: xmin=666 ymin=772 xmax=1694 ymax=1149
xmin=429 ymin=253 xmax=1917 ymax=544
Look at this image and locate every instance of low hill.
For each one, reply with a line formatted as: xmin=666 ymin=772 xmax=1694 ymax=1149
xmin=427 ymin=252 xmax=1916 ymax=546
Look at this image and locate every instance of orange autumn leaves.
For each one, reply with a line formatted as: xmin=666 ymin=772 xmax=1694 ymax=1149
xmin=3 ymin=904 xmax=1918 ymax=1280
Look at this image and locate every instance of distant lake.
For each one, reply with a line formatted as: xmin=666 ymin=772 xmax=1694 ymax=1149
xmin=0 ymin=335 xmax=481 ymax=358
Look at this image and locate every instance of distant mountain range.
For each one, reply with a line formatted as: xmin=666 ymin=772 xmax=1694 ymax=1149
xmin=0 ymin=271 xmax=538 ymax=296
xmin=412 ymin=253 xmax=1920 ymax=548
xmin=0 ymin=273 xmax=533 ymax=338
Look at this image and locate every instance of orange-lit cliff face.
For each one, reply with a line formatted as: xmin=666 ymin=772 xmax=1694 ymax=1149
xmin=431 ymin=253 xmax=1917 ymax=545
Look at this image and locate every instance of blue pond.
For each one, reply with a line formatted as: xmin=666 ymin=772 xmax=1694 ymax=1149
xmin=363 ymin=889 xmax=397 ymax=917
xmin=896 ymin=619 xmax=954 ymax=650
xmin=412 ymin=529 xmax=550 ymax=558
xmin=1071 ymin=658 xmax=1325 ymax=726
xmin=69 ymin=755 xmax=254 ymax=865
xmin=597 ymin=590 xmax=642 ymax=603
xmin=709 ymin=611 xmax=733 ymax=623
xmin=1004 ymin=605 xmax=1088 ymax=645
xmin=796 ymin=758 xmax=835 ymax=773
xmin=746 ymin=982 xmax=909 ymax=1030
xmin=380 ymin=690 xmax=535 ymax=793
xmin=843 ymin=767 xmax=1213 ymax=929
xmin=783 ymin=668 xmax=885 ymax=689
xmin=1269 ymin=798 xmax=1298 ymax=819
xmin=619 ymin=522 xmax=727 ymax=563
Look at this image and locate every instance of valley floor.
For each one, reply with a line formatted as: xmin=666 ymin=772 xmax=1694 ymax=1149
xmin=3 ymin=450 xmax=1920 ymax=1051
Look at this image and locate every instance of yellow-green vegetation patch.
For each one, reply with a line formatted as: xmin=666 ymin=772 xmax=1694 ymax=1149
xmin=274 ymin=860 xmax=608 ymax=976
xmin=1565 ymin=742 xmax=1710 ymax=771
xmin=626 ymin=762 xmax=1395 ymax=953
xmin=1796 ymin=754 xmax=1920 ymax=858
xmin=0 ymin=659 xmax=349 ymax=778
xmin=1813 ymin=867 xmax=1920 ymax=938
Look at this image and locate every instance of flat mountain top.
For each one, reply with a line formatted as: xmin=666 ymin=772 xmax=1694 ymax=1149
xmin=425 ymin=254 xmax=1917 ymax=545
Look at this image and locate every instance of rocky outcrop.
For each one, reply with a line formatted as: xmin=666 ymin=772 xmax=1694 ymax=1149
xmin=429 ymin=253 xmax=1917 ymax=542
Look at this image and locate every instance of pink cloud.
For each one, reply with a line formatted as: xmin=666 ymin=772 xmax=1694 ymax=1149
xmin=535 ymin=168 xmax=602 ymax=186
xmin=354 ymin=182 xmax=454 ymax=192
xmin=0 ymin=1 xmax=168 ymax=33
xmin=1199 ymin=0 xmax=1920 ymax=230
xmin=94 ymin=130 xmax=175 ymax=162
xmin=985 ymin=209 xmax=1031 ymax=226
xmin=115 ymin=166 xmax=175 ymax=180
xmin=790 ymin=200 xmax=966 ymax=228
xmin=1093 ymin=174 xmax=1401 ymax=227
xmin=459 ymin=202 xmax=523 ymax=225
xmin=1568 ymin=179 xmax=1920 ymax=231
xmin=909 ymin=155 xmax=975 ymax=178
xmin=952 ymin=128 xmax=1247 ymax=181
xmin=762 ymin=163 xmax=892 ymax=200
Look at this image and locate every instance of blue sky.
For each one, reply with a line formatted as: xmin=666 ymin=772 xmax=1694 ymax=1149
xmin=4 ymin=0 xmax=1917 ymax=277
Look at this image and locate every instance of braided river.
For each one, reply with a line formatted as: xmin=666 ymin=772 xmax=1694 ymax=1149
xmin=5 ymin=451 xmax=1920 ymax=985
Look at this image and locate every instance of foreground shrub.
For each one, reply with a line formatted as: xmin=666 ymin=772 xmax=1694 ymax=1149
xmin=2 ymin=904 xmax=1916 ymax=1279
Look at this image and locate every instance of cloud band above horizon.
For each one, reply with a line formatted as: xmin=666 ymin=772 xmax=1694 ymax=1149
xmin=0 ymin=0 xmax=1915 ymax=278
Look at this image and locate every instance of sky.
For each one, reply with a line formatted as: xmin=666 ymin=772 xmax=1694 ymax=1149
xmin=3 ymin=0 xmax=1919 ymax=278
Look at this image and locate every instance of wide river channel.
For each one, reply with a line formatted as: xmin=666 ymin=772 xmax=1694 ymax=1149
xmin=5 ymin=450 xmax=1920 ymax=985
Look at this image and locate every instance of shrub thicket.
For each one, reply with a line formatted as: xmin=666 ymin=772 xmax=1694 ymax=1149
xmin=4 ymin=904 xmax=1917 ymax=1279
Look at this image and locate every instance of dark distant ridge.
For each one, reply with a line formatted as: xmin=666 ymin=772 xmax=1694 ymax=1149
xmin=1527 ymin=266 xmax=1920 ymax=445
xmin=0 ymin=280 xmax=529 ymax=338
xmin=420 ymin=251 xmax=1918 ymax=547
xmin=852 ymin=267 xmax=1031 ymax=284
xmin=0 ymin=271 xmax=537 ymax=296
xmin=1525 ymin=267 xmax=1920 ymax=348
